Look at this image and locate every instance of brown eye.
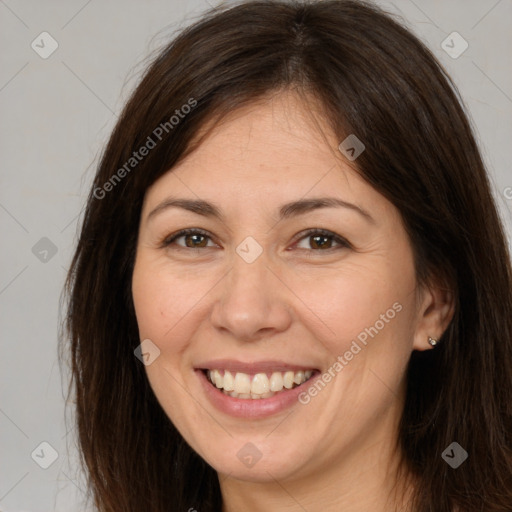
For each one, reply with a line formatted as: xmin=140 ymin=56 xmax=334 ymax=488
xmin=183 ymin=233 xmax=209 ymax=248
xmin=294 ymin=229 xmax=349 ymax=251
xmin=309 ymin=234 xmax=333 ymax=250
xmin=162 ymin=229 xmax=215 ymax=249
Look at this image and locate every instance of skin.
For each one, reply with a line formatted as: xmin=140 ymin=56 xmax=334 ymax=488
xmin=131 ymin=90 xmax=454 ymax=511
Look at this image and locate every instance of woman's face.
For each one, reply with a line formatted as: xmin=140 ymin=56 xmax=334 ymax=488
xmin=132 ymin=91 xmax=435 ymax=485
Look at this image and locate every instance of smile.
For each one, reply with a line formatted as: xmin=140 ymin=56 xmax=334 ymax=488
xmin=204 ymin=369 xmax=316 ymax=399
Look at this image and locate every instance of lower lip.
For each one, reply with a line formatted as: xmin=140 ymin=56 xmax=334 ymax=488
xmin=196 ymin=369 xmax=319 ymax=419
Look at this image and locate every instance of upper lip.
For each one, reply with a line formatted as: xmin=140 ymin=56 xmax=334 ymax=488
xmin=195 ymin=359 xmax=319 ymax=373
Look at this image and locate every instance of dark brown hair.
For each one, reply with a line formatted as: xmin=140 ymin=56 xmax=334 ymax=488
xmin=60 ymin=1 xmax=512 ymax=510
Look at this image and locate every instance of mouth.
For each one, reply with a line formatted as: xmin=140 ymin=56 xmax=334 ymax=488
xmin=195 ymin=359 xmax=321 ymax=418
xmin=201 ymin=368 xmax=318 ymax=399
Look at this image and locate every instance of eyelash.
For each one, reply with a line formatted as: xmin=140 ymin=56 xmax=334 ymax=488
xmin=160 ymin=228 xmax=351 ymax=255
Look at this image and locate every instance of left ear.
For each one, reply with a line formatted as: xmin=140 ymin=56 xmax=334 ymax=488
xmin=412 ymin=276 xmax=455 ymax=351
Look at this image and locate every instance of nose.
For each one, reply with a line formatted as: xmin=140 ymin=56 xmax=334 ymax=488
xmin=209 ymin=250 xmax=293 ymax=342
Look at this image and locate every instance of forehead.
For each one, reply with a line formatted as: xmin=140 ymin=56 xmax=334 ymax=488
xmin=185 ymin=91 xmax=338 ymax=172
xmin=142 ymin=91 xmax=391 ymax=223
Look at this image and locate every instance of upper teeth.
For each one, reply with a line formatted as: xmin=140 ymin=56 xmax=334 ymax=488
xmin=207 ymin=369 xmax=314 ymax=398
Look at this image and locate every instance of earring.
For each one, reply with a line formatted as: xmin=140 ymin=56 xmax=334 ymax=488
xmin=428 ymin=336 xmax=438 ymax=347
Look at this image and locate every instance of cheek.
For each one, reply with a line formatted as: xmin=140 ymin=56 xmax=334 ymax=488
xmin=293 ymin=259 xmax=414 ymax=355
xmin=131 ymin=256 xmax=206 ymax=344
xmin=314 ymin=262 xmax=417 ymax=417
xmin=131 ymin=258 xmax=204 ymax=428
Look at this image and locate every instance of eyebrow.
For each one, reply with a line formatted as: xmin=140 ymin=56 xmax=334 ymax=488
xmin=146 ymin=196 xmax=375 ymax=224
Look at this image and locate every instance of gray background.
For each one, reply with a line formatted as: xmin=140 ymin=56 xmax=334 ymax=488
xmin=1 ymin=0 xmax=511 ymax=510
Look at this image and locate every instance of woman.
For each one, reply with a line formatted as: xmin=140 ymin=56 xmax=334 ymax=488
xmin=61 ymin=1 xmax=512 ymax=510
